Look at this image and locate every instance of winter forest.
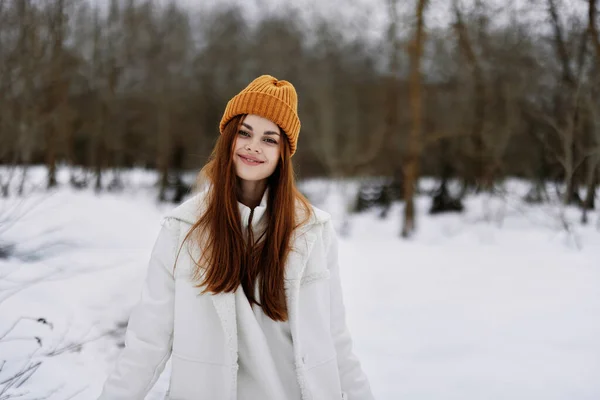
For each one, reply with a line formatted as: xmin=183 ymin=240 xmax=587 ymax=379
xmin=1 ymin=0 xmax=599 ymax=399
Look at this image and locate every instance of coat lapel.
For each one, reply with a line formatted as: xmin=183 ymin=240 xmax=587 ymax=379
xmin=284 ymin=226 xmax=318 ymax=282
xmin=211 ymin=291 xmax=238 ymax=363
xmin=210 ymin=290 xmax=239 ymax=400
xmin=209 ymin=226 xmax=318 ymax=369
xmin=284 ymin=228 xmax=318 ymax=400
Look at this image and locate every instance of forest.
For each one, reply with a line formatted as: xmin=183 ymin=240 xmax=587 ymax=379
xmin=0 ymin=0 xmax=599 ymax=237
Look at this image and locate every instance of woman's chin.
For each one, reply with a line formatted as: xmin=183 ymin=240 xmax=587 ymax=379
xmin=234 ymin=164 xmax=274 ymax=182
xmin=235 ymin=170 xmax=268 ymax=182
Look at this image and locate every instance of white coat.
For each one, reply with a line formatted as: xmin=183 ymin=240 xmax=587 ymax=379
xmin=98 ymin=191 xmax=375 ymax=400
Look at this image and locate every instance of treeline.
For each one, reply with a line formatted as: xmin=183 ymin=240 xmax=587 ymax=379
xmin=0 ymin=0 xmax=599 ymax=233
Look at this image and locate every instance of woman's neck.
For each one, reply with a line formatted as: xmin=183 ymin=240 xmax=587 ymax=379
xmin=237 ymin=179 xmax=267 ymax=209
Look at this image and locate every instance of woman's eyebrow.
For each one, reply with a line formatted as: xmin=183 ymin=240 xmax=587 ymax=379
xmin=242 ymin=123 xmax=280 ymax=136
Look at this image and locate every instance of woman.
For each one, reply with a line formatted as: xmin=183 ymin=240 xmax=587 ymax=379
xmin=99 ymin=75 xmax=374 ymax=400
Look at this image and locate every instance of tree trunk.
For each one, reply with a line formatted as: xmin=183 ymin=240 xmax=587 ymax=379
xmin=172 ymin=141 xmax=187 ymax=204
xmin=385 ymin=0 xmax=400 ymax=173
xmin=46 ymin=122 xmax=58 ymax=189
xmin=92 ymin=103 xmax=106 ymax=193
xmin=107 ymin=64 xmax=125 ymax=192
xmin=584 ymin=0 xmax=600 ymax=217
xmin=157 ymin=103 xmax=171 ymax=202
xmin=453 ymin=0 xmax=488 ymax=191
xmin=402 ymin=0 xmax=427 ymax=238
xmin=46 ymin=0 xmax=68 ymax=189
xmin=583 ymin=1 xmax=600 ymax=220
xmin=590 ymin=0 xmax=600 ymax=57
xmin=548 ymin=0 xmax=585 ymax=205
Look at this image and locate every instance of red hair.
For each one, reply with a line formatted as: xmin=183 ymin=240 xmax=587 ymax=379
xmin=179 ymin=114 xmax=312 ymax=321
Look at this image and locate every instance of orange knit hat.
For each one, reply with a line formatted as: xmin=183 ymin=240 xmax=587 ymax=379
xmin=219 ymin=75 xmax=301 ymax=156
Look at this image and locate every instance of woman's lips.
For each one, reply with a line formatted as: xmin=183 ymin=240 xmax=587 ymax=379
xmin=238 ymin=154 xmax=264 ymax=166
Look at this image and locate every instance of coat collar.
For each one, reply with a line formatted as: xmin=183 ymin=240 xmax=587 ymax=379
xmin=166 ymin=188 xmax=330 ymax=282
xmin=165 ymin=186 xmax=330 ymax=235
xmin=237 ymin=186 xmax=268 ymax=233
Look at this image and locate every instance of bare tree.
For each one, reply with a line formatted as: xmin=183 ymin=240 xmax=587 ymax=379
xmin=453 ymin=0 xmax=489 ymax=191
xmin=582 ymin=0 xmax=600 ymax=222
xmin=0 ymin=1 xmax=44 ymax=196
xmin=402 ymin=0 xmax=428 ymax=238
xmin=42 ymin=0 xmax=72 ymax=189
xmin=90 ymin=6 xmax=107 ymax=192
xmin=546 ymin=0 xmax=588 ymax=205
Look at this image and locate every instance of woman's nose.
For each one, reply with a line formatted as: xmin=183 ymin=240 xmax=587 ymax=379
xmin=246 ymin=139 xmax=261 ymax=153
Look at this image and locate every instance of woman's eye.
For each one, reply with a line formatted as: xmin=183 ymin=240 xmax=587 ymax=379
xmin=265 ymin=138 xmax=278 ymax=144
xmin=238 ymin=130 xmax=250 ymax=137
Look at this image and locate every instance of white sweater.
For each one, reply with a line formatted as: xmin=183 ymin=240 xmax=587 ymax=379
xmin=236 ymin=189 xmax=302 ymax=400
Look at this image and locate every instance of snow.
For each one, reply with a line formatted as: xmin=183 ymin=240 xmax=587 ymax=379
xmin=1 ymin=167 xmax=599 ymax=399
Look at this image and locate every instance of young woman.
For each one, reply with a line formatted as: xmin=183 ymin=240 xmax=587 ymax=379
xmin=98 ymin=75 xmax=374 ymax=400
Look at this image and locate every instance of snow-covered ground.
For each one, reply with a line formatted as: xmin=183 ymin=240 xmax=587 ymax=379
xmin=1 ymin=167 xmax=599 ymax=399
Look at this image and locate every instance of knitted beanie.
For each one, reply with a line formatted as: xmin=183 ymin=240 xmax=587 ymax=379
xmin=219 ymin=75 xmax=301 ymax=156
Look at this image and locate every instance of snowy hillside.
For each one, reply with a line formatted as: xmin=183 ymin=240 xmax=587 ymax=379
xmin=0 ymin=167 xmax=599 ymax=399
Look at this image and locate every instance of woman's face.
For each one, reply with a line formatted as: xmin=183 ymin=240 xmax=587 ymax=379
xmin=232 ymin=114 xmax=282 ymax=182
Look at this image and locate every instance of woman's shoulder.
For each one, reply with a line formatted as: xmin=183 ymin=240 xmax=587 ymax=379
xmin=293 ymin=202 xmax=333 ymax=243
xmin=305 ymin=203 xmax=331 ymax=226
xmin=163 ymin=190 xmax=209 ymax=226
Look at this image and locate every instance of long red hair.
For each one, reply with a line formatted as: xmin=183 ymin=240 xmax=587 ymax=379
xmin=179 ymin=114 xmax=312 ymax=321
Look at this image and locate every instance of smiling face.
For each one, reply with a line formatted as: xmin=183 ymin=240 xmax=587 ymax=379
xmin=232 ymin=114 xmax=282 ymax=183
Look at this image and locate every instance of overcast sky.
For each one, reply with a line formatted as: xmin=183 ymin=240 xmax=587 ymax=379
xmin=90 ymin=0 xmax=590 ymax=46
